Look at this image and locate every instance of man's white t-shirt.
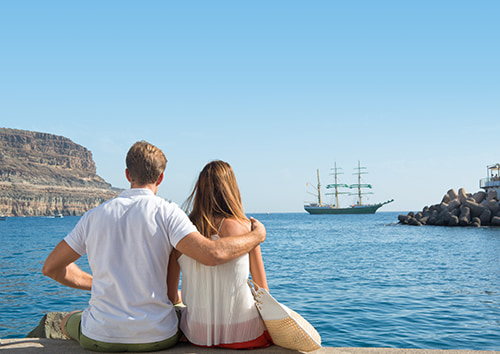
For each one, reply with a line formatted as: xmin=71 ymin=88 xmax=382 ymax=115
xmin=64 ymin=188 xmax=197 ymax=344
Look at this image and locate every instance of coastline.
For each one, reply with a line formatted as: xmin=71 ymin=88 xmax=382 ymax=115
xmin=1 ymin=338 xmax=498 ymax=353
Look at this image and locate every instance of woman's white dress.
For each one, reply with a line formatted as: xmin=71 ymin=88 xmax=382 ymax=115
xmin=178 ymin=233 xmax=266 ymax=347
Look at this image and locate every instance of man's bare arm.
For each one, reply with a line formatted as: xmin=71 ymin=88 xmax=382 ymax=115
xmin=176 ymin=217 xmax=266 ymax=266
xmin=167 ymin=250 xmax=182 ymax=304
xmin=42 ymin=240 xmax=93 ymax=291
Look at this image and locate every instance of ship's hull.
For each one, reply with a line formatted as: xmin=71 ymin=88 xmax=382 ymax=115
xmin=304 ymin=199 xmax=394 ymax=215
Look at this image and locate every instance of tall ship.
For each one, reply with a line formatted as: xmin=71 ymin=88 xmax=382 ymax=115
xmin=304 ymin=161 xmax=394 ymax=215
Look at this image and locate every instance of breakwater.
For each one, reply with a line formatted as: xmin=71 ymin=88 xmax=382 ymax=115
xmin=398 ymin=188 xmax=500 ymax=227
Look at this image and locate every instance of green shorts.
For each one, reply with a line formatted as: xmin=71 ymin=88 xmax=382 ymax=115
xmin=64 ymin=310 xmax=180 ymax=352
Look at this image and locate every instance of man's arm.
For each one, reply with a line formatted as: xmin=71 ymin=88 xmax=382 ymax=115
xmin=175 ymin=217 xmax=266 ymax=266
xmin=42 ymin=240 xmax=93 ymax=291
xmin=166 ymin=250 xmax=182 ymax=304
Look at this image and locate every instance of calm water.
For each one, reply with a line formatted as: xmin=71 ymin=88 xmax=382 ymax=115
xmin=0 ymin=213 xmax=499 ymax=350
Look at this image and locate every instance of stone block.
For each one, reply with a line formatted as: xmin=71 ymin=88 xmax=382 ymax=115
xmin=463 ymin=199 xmax=486 ymax=218
xmin=447 ymin=188 xmax=458 ymax=201
xmin=458 ymin=188 xmax=468 ymax=201
xmin=479 ymin=209 xmax=492 ymax=225
xmin=408 ymin=217 xmax=422 ymax=226
xmin=441 ymin=193 xmax=451 ymax=204
xmin=486 ymin=189 xmax=498 ymax=202
xmin=491 ymin=216 xmax=500 ymax=226
xmin=398 ymin=214 xmax=409 ymax=224
xmin=26 ymin=312 xmax=69 ymax=339
xmin=447 ymin=199 xmax=461 ymax=212
xmin=448 ymin=215 xmax=459 ymax=226
xmin=472 ymin=191 xmax=487 ymax=204
xmin=419 ymin=216 xmax=429 ymax=225
xmin=484 ymin=200 xmax=500 ymax=215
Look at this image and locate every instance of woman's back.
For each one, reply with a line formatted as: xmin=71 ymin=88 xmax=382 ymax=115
xmin=178 ymin=219 xmax=269 ymax=348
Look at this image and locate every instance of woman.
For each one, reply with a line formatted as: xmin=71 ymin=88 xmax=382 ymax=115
xmin=167 ymin=160 xmax=271 ymax=349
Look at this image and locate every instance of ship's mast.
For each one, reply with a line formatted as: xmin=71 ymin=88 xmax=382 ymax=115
xmin=357 ymin=161 xmax=362 ymax=205
xmin=334 ymin=162 xmax=340 ymax=207
xmin=317 ymin=169 xmax=322 ymax=206
xmin=352 ymin=160 xmax=370 ymax=205
xmin=326 ymin=162 xmax=348 ymax=208
xmin=331 ymin=162 xmax=343 ymax=208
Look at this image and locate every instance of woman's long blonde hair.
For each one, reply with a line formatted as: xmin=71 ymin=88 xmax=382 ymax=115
xmin=184 ymin=160 xmax=248 ymax=237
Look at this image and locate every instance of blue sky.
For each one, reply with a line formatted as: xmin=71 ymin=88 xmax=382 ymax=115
xmin=1 ymin=1 xmax=499 ymax=213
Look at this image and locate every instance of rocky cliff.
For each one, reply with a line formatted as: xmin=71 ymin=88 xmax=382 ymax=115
xmin=0 ymin=128 xmax=121 ymax=216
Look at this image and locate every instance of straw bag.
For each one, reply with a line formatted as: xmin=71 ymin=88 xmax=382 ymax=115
xmin=247 ymin=280 xmax=321 ymax=352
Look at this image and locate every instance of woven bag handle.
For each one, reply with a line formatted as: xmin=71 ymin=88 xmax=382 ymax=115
xmin=247 ymin=279 xmax=261 ymax=299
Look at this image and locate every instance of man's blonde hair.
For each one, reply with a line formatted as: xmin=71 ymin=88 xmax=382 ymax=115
xmin=126 ymin=141 xmax=167 ymax=186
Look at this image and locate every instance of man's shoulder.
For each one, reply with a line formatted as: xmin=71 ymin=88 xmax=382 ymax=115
xmin=154 ymin=197 xmax=181 ymax=211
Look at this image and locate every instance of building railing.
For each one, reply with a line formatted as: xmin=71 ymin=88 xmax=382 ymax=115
xmin=480 ymin=177 xmax=500 ymax=189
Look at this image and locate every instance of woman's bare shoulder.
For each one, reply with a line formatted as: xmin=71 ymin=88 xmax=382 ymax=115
xmin=219 ymin=218 xmax=251 ymax=237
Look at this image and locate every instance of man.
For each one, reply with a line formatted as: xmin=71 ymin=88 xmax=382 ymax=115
xmin=42 ymin=141 xmax=266 ymax=352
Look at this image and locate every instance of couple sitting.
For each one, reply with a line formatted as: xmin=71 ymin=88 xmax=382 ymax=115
xmin=42 ymin=141 xmax=272 ymax=352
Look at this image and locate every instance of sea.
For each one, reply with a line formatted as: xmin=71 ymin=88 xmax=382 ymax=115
xmin=0 ymin=212 xmax=499 ymax=351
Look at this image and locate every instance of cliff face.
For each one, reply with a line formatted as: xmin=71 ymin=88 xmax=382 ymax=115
xmin=0 ymin=128 xmax=121 ymax=216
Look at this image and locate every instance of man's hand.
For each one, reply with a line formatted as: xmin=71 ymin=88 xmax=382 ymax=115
xmin=176 ymin=218 xmax=266 ymax=266
xmin=250 ymin=217 xmax=266 ymax=243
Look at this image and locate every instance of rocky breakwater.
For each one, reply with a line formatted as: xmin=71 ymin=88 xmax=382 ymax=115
xmin=0 ymin=127 xmax=121 ymax=216
xmin=398 ymin=188 xmax=500 ymax=227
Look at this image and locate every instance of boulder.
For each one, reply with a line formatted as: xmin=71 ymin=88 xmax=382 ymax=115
xmin=484 ymin=200 xmax=500 ymax=215
xmin=471 ymin=217 xmax=481 ymax=227
xmin=459 ymin=206 xmax=471 ymax=226
xmin=427 ymin=210 xmax=438 ymax=225
xmin=408 ymin=217 xmax=422 ymax=226
xmin=491 ymin=216 xmax=500 ymax=226
xmin=428 ymin=204 xmax=438 ymax=212
xmin=486 ymin=190 xmax=498 ymax=202
xmin=472 ymin=191 xmax=487 ymax=204
xmin=419 ymin=216 xmax=429 ymax=225
xmin=398 ymin=214 xmax=410 ymax=224
xmin=463 ymin=199 xmax=486 ymax=218
xmin=441 ymin=193 xmax=451 ymax=204
xmin=448 ymin=215 xmax=459 ymax=226
xmin=26 ymin=312 xmax=69 ymax=339
xmin=446 ymin=199 xmax=461 ymax=211
xmin=447 ymin=189 xmax=458 ymax=201
xmin=479 ymin=209 xmax=492 ymax=225
xmin=458 ymin=188 xmax=468 ymax=201
xmin=435 ymin=210 xmax=452 ymax=226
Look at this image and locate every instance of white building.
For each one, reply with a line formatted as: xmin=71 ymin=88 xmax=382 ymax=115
xmin=479 ymin=163 xmax=500 ymax=197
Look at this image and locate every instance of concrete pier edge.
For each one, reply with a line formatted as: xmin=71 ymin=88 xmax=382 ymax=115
xmin=0 ymin=339 xmax=498 ymax=354
xmin=2 ymin=312 xmax=498 ymax=353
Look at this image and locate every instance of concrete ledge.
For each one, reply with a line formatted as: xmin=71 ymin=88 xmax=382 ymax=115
xmin=0 ymin=339 xmax=498 ymax=354
xmin=4 ymin=313 xmax=498 ymax=353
